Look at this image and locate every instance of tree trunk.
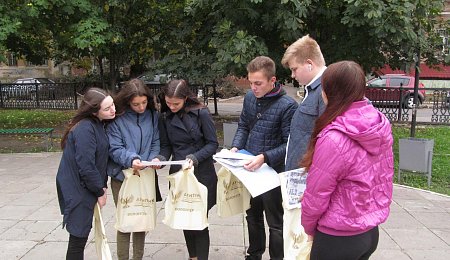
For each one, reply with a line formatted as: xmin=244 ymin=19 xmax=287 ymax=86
xmin=97 ymin=56 xmax=105 ymax=89
xmin=109 ymin=48 xmax=118 ymax=92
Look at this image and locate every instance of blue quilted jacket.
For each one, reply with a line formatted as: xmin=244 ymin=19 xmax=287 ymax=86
xmin=232 ymin=86 xmax=298 ymax=172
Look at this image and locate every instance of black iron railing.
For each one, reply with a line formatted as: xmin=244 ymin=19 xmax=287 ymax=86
xmin=0 ymin=83 xmax=81 ymax=109
xmin=0 ymin=82 xmax=219 ymax=114
xmin=365 ymin=86 xmax=449 ymax=124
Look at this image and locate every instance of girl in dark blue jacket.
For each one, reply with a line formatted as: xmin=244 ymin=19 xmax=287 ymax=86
xmin=158 ymin=79 xmax=218 ymax=260
xmin=56 ymin=88 xmax=115 ymax=260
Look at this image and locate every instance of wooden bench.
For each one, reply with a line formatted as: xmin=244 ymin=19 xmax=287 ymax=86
xmin=0 ymin=128 xmax=54 ymax=151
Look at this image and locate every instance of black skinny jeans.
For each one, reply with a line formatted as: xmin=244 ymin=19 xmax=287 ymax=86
xmin=183 ymin=227 xmax=210 ymax=260
xmin=310 ymin=226 xmax=379 ymax=260
xmin=245 ymin=186 xmax=283 ymax=260
xmin=66 ymin=234 xmax=88 ymax=260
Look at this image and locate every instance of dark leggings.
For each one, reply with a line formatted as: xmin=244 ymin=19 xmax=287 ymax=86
xmin=66 ymin=234 xmax=88 ymax=260
xmin=310 ymin=226 xmax=379 ymax=260
xmin=183 ymin=228 xmax=210 ymax=260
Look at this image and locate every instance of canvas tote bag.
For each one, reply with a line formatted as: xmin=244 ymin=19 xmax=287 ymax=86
xmin=216 ymin=167 xmax=251 ymax=217
xmin=163 ymin=167 xmax=208 ymax=230
xmin=283 ymin=208 xmax=312 ymax=260
xmin=94 ymin=203 xmax=113 ymax=260
xmin=280 ymin=171 xmax=312 ymax=260
xmin=115 ymin=168 xmax=157 ymax=232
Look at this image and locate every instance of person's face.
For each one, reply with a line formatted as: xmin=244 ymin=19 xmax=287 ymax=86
xmin=95 ymin=95 xmax=116 ymax=121
xmin=288 ymin=59 xmax=313 ymax=86
xmin=130 ymin=95 xmax=148 ymax=114
xmin=165 ymin=96 xmax=186 ymax=113
xmin=248 ymin=71 xmax=276 ymax=98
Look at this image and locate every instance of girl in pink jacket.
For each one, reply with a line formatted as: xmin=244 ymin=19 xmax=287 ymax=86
xmin=300 ymin=60 xmax=394 ymax=260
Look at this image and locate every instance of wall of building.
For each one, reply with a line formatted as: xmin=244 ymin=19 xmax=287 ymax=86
xmin=0 ymin=59 xmax=70 ymax=82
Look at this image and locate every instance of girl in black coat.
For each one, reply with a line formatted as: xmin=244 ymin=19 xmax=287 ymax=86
xmin=56 ymin=88 xmax=116 ymax=260
xmin=158 ymin=80 xmax=218 ymax=260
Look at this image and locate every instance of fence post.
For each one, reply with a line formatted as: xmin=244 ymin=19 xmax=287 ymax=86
xmin=397 ymin=83 xmax=403 ymax=121
xmin=212 ymin=81 xmax=218 ymax=115
xmin=35 ymin=83 xmax=40 ymax=108
xmin=74 ymin=83 xmax=78 ymax=109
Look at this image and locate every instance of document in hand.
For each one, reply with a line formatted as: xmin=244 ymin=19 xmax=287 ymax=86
xmin=141 ymin=160 xmax=187 ymax=166
xmin=213 ymin=149 xmax=254 ymax=167
xmin=213 ymin=149 xmax=280 ymax=197
xmin=279 ymin=168 xmax=307 ymax=210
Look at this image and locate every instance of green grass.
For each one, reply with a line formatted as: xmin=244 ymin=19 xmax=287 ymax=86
xmin=0 ymin=110 xmax=449 ymax=195
xmin=0 ymin=109 xmax=74 ymax=153
xmin=0 ymin=109 xmax=74 ymax=128
xmin=392 ymin=125 xmax=450 ymax=195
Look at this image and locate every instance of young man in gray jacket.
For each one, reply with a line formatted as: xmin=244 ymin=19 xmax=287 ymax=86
xmin=231 ymin=56 xmax=298 ymax=260
xmin=281 ymin=35 xmax=327 ymax=171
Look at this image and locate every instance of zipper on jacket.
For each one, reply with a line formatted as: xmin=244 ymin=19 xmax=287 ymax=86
xmin=137 ymin=113 xmax=143 ymax=154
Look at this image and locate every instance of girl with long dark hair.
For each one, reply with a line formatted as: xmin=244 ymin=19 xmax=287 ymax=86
xmin=158 ymin=79 xmax=218 ymax=260
xmin=300 ymin=61 xmax=394 ymax=260
xmin=56 ymin=88 xmax=115 ymax=260
xmin=106 ymin=78 xmax=162 ymax=260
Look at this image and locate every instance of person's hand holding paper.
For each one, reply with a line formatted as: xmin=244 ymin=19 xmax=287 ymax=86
xmin=243 ymin=154 xmax=265 ymax=172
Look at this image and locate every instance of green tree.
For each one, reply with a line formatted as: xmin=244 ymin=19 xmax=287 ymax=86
xmin=171 ymin=0 xmax=448 ymax=81
xmin=0 ymin=0 xmax=183 ymax=89
xmin=1 ymin=0 xmax=448 ymax=86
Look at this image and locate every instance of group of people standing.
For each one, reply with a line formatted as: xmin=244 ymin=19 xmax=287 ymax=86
xmin=56 ymin=34 xmax=394 ymax=260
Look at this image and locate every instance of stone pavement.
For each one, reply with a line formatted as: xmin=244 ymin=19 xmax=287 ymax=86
xmin=0 ymin=152 xmax=449 ymax=259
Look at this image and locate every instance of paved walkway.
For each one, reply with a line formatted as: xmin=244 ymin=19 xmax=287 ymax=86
xmin=1 ymin=85 xmax=449 ymax=259
xmin=0 ymin=152 xmax=449 ymax=259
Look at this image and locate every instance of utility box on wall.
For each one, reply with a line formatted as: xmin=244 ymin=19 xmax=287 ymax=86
xmin=398 ymin=138 xmax=434 ymax=187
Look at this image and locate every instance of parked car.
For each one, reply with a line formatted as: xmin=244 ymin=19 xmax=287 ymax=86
xmin=116 ymin=73 xmax=171 ymax=92
xmin=137 ymin=73 xmax=170 ymax=85
xmin=366 ymin=74 xmax=426 ymax=109
xmin=11 ymin=78 xmax=56 ymax=100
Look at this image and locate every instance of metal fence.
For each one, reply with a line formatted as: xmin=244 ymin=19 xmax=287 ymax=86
xmin=0 ymin=82 xmax=218 ymax=113
xmin=367 ymin=87 xmax=450 ymax=124
xmin=1 ymin=82 xmax=447 ymax=125
xmin=0 ymin=82 xmax=82 ymax=109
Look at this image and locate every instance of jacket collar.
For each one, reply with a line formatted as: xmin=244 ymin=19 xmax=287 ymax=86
xmin=166 ymin=108 xmax=200 ymax=133
xmin=259 ymin=82 xmax=285 ymax=100
xmin=307 ymin=66 xmax=327 ymax=90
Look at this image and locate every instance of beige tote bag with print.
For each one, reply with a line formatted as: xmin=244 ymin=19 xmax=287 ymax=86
xmin=283 ymin=208 xmax=312 ymax=260
xmin=115 ymin=168 xmax=157 ymax=232
xmin=163 ymin=167 xmax=208 ymax=230
xmin=94 ymin=203 xmax=113 ymax=260
xmin=216 ymin=167 xmax=251 ymax=217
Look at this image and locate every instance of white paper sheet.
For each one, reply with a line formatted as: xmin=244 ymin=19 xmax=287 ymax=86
xmin=213 ymin=149 xmax=255 ymax=160
xmin=141 ymin=160 xmax=188 ymax=166
xmin=214 ymin=157 xmax=280 ymax=197
xmin=279 ymin=168 xmax=307 ymax=209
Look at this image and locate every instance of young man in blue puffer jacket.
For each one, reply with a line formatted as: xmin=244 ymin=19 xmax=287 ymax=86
xmin=231 ymin=56 xmax=298 ymax=260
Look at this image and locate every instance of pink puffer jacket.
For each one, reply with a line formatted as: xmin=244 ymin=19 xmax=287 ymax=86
xmin=301 ymin=100 xmax=394 ymax=236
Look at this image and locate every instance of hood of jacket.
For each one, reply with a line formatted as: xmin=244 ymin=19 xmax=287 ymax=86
xmin=320 ymin=100 xmax=392 ymax=156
